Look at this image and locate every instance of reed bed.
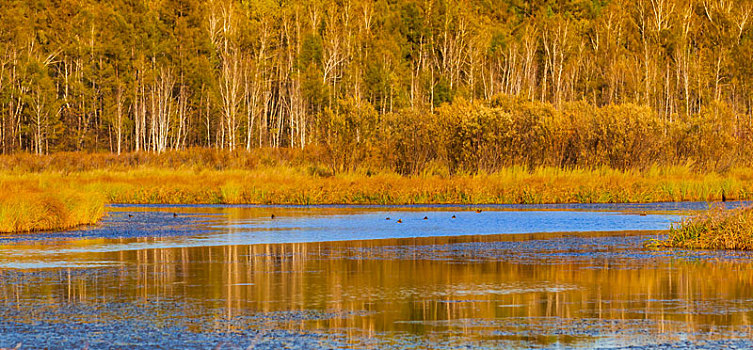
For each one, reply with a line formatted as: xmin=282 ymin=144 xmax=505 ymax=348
xmin=2 ymin=149 xmax=752 ymax=234
xmin=0 ymin=183 xmax=105 ymax=234
xmin=1 ymin=164 xmax=749 ymax=206
xmin=650 ymin=206 xmax=753 ymax=250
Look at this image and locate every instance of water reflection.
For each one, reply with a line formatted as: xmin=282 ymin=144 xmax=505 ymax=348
xmin=3 ymin=232 xmax=753 ymax=348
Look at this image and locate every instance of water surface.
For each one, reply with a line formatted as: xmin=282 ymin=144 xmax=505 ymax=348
xmin=1 ymin=203 xmax=751 ymax=349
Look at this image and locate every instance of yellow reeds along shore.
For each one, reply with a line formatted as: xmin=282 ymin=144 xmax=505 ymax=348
xmin=56 ymin=166 xmax=753 ymax=205
xmin=1 ymin=149 xmax=752 ymax=234
xmin=0 ymin=183 xmax=105 ymax=234
xmin=648 ymin=206 xmax=753 ymax=250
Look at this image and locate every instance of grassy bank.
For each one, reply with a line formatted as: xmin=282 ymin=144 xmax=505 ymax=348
xmin=2 ymin=150 xmax=753 ymax=233
xmin=2 ymin=162 xmax=752 ymax=206
xmin=49 ymin=166 xmax=751 ymax=205
xmin=0 ymin=184 xmax=105 ymax=234
xmin=650 ymin=206 xmax=753 ymax=250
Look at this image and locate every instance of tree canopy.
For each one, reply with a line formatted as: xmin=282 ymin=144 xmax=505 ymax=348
xmin=0 ymin=0 xmax=752 ymax=171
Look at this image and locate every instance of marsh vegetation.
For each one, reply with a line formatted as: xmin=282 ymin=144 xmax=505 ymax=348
xmin=650 ymin=206 xmax=753 ymax=250
xmin=0 ymin=184 xmax=104 ymax=234
xmin=0 ymin=146 xmax=749 ymax=233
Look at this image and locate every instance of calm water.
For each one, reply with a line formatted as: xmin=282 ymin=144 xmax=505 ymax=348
xmin=1 ymin=203 xmax=753 ymax=349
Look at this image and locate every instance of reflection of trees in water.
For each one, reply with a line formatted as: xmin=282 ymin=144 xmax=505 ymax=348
xmin=2 ymin=238 xmax=753 ymax=344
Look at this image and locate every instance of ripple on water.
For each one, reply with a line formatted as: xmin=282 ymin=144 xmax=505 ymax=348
xmin=2 ymin=204 xmax=753 ymax=349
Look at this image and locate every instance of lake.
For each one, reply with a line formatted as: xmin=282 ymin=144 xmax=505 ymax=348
xmin=1 ymin=202 xmax=752 ymax=349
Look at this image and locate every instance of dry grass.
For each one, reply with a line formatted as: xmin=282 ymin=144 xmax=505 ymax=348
xmin=0 ymin=182 xmax=105 ymax=234
xmin=84 ymin=165 xmax=750 ymax=205
xmin=1 ymin=163 xmax=749 ymax=206
xmin=648 ymin=206 xmax=753 ymax=250
xmin=2 ymin=149 xmax=752 ymax=233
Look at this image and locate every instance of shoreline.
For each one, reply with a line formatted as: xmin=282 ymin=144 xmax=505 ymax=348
xmin=2 ymin=157 xmax=750 ymax=233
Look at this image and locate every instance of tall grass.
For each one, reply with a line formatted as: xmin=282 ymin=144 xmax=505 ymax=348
xmin=0 ymin=183 xmax=105 ymax=234
xmin=649 ymin=206 xmax=753 ymax=250
xmin=2 ymin=149 xmax=752 ymax=234
xmin=1 ymin=160 xmax=750 ymax=206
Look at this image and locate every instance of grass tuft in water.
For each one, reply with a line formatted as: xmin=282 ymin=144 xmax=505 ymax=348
xmin=0 ymin=187 xmax=105 ymax=234
xmin=648 ymin=206 xmax=753 ymax=250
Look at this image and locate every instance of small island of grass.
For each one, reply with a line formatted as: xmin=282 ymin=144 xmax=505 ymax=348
xmin=650 ymin=206 xmax=753 ymax=250
xmin=0 ymin=186 xmax=105 ymax=234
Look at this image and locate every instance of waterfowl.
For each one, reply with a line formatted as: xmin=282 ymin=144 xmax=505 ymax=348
xmin=386 ymin=217 xmax=391 ymax=220
xmin=128 ymin=214 xmax=133 ymax=218
xmin=475 ymin=209 xmax=482 ymax=213
xmin=396 ymin=219 xmax=403 ymax=223
xmin=423 ymin=216 xmax=428 ymax=220
xmin=451 ymin=215 xmax=456 ymax=219
xmin=173 ymin=213 xmax=178 ymax=217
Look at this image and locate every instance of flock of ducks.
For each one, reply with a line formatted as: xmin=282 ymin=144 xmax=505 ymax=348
xmin=133 ymin=207 xmax=503 ymax=221
xmin=130 ymin=211 xmax=482 ymax=221
xmin=128 ymin=212 xmax=179 ymax=218
xmin=384 ymin=209 xmax=482 ymax=223
xmin=264 ymin=209 xmax=484 ymax=222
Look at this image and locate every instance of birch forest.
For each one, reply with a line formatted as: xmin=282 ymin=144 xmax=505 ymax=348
xmin=1 ymin=0 xmax=753 ymax=172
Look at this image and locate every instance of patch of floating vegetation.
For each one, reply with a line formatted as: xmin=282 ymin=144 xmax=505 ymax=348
xmin=648 ymin=206 xmax=753 ymax=250
xmin=386 ymin=317 xmax=753 ymax=349
xmin=0 ymin=302 xmax=362 ymax=350
xmin=0 ymin=261 xmax=121 ymax=269
xmin=0 ymin=211 xmax=214 ymax=244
